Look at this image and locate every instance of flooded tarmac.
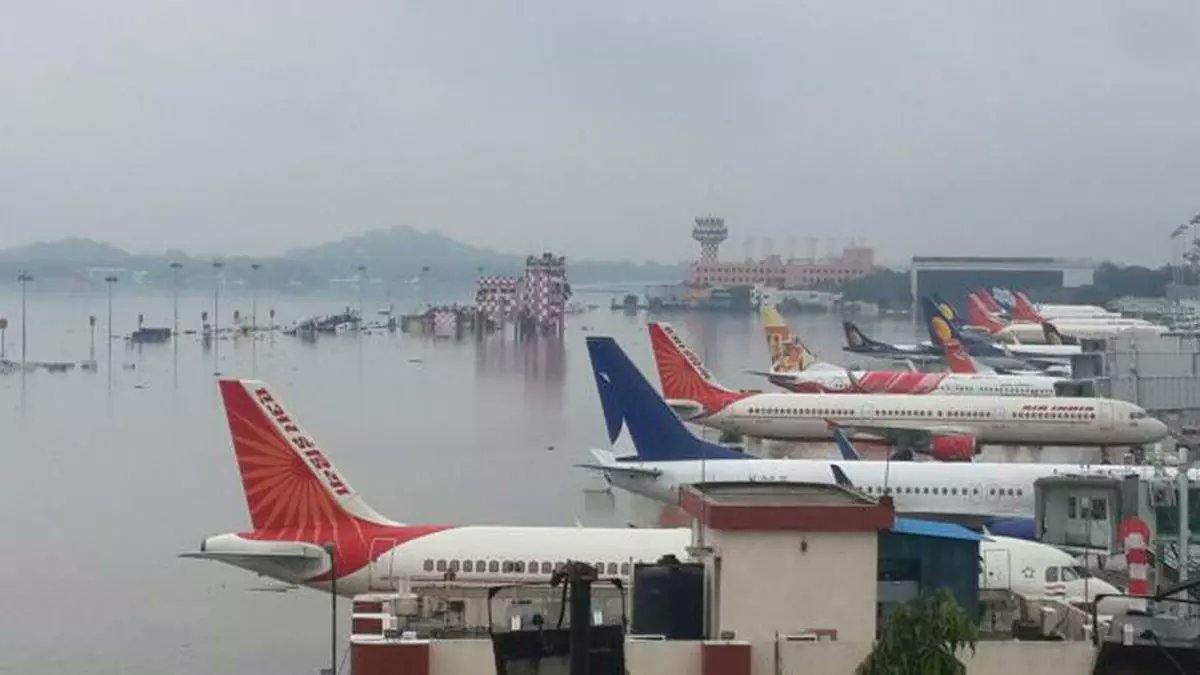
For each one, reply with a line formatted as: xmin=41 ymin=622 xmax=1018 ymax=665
xmin=0 ymin=290 xmax=1097 ymax=673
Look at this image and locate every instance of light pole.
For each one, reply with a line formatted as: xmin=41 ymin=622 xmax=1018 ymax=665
xmin=18 ymin=272 xmax=32 ymax=368
xmin=0 ymin=316 xmax=6 ymax=359
xmin=169 ymin=261 xmax=182 ymax=338
xmin=88 ymin=315 xmax=96 ymax=364
xmin=250 ymin=263 xmax=261 ymax=332
xmin=357 ymin=264 xmax=366 ymax=329
xmin=212 ymin=261 xmax=224 ymax=373
xmin=323 ymin=543 xmax=337 ymax=675
xmin=104 ymin=275 xmax=118 ymax=378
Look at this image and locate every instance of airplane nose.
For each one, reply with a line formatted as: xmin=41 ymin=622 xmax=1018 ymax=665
xmin=1151 ymin=418 xmax=1170 ymax=441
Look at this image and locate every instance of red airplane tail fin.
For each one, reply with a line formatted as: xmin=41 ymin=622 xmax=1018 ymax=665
xmin=942 ymin=338 xmax=980 ymax=374
xmin=975 ymin=289 xmax=1003 ymax=314
xmin=218 ymin=378 xmax=397 ymax=533
xmin=648 ymin=322 xmax=744 ymax=415
xmin=1012 ymin=291 xmax=1044 ymax=323
xmin=966 ymin=294 xmax=1007 ymax=334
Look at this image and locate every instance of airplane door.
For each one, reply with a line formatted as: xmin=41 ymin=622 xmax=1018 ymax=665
xmin=368 ymin=538 xmax=397 ymax=591
xmin=981 ymin=549 xmax=1011 ymax=591
xmin=1099 ymin=401 xmax=1114 ymax=430
xmin=970 ymin=483 xmax=985 ymax=505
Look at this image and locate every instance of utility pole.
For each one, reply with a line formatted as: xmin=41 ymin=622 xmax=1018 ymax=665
xmin=18 ymin=271 xmax=32 ymax=368
xmin=212 ymin=260 xmax=224 ymax=374
xmin=357 ymin=264 xmax=367 ymax=330
xmin=1179 ymin=445 xmax=1190 ymax=617
xmin=323 ymin=543 xmax=337 ymax=675
xmin=250 ymin=263 xmax=261 ymax=332
xmin=169 ymin=261 xmax=182 ymax=338
xmin=104 ymin=275 xmax=118 ymax=382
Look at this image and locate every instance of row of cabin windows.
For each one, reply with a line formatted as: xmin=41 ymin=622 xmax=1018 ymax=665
xmin=747 ymin=407 xmax=992 ymax=419
xmin=1016 ymin=411 xmax=1094 ymax=420
xmin=864 ymin=485 xmax=1022 ymax=497
xmin=422 ymin=559 xmax=632 ymax=576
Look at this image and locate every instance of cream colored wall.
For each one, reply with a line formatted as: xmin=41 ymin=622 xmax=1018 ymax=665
xmin=421 ymin=638 xmax=1095 ymax=675
xmin=964 ymin=642 xmax=1095 ymax=675
xmin=710 ymin=530 xmax=877 ymax=642
xmin=625 ymin=640 xmax=702 ymax=674
xmin=708 ymin=530 xmax=877 ymax=675
xmin=778 ymin=642 xmax=871 ymax=674
xmin=428 ymin=639 xmax=492 ymax=675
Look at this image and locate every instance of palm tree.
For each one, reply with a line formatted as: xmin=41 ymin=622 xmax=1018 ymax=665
xmin=856 ymin=589 xmax=978 ymax=675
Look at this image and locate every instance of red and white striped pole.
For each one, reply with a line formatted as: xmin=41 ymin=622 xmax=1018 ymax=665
xmin=1118 ymin=517 xmax=1152 ymax=614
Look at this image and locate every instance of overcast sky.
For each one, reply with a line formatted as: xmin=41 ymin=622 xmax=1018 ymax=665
xmin=3 ymin=2 xmax=1199 ymax=265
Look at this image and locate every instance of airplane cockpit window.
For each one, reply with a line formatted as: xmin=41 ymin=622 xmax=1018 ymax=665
xmin=1060 ymin=566 xmax=1081 ymax=581
xmin=1046 ymin=567 xmax=1059 ymax=582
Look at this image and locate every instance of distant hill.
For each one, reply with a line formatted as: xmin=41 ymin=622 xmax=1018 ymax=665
xmin=0 ymin=229 xmax=683 ymax=290
xmin=0 ymin=237 xmax=132 ymax=264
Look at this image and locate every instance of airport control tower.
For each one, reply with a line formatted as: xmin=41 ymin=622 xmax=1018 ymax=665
xmin=692 ymin=216 xmax=728 ymax=265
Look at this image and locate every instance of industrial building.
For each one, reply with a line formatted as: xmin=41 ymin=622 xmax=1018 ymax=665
xmin=910 ymin=256 xmax=1097 ymax=318
xmin=686 ymin=216 xmax=875 ymax=289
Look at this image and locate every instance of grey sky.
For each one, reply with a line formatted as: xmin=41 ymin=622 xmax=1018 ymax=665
xmin=2 ymin=1 xmax=1199 ymax=265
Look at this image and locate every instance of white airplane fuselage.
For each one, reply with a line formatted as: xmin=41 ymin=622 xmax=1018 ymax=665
xmin=593 ymin=451 xmax=1193 ymax=522
xmin=200 ymin=526 xmax=691 ymax=597
xmin=691 ymin=392 xmax=1167 ymax=447
xmin=773 ymin=370 xmax=1063 ymax=397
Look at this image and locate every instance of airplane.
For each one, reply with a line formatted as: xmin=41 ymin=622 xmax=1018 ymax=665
xmin=719 ymin=311 xmax=1064 ymax=396
xmin=979 ymin=536 xmax=1127 ymax=613
xmin=922 ymin=296 xmax=1074 ymax=375
xmin=841 ymin=321 xmax=942 ymax=363
xmin=972 ymin=292 xmax=1164 ymax=344
xmin=962 ymin=295 xmax=1083 ymax=363
xmin=581 ymin=334 xmax=1183 ymax=524
xmin=182 ymin=378 xmax=693 ymax=597
xmin=976 ymin=288 xmax=1118 ymax=321
xmin=1010 ymin=291 xmax=1123 ymax=322
xmin=644 ymin=327 xmax=1167 ymax=459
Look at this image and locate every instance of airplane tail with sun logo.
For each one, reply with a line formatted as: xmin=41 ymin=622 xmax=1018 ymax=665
xmin=760 ymin=304 xmax=820 ymax=373
xmin=218 ymin=378 xmax=398 ymax=532
xmin=647 ymin=322 xmax=745 ymax=417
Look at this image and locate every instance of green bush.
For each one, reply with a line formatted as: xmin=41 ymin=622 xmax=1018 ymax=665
xmin=856 ymin=589 xmax=979 ymax=675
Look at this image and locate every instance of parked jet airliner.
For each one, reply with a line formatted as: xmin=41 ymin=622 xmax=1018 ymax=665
xmin=647 ymin=326 xmax=1166 ymax=459
xmin=750 ymin=308 xmax=1064 ymax=396
xmin=182 ymin=378 xmax=692 ymax=596
xmin=583 ymin=335 xmax=1186 ymax=523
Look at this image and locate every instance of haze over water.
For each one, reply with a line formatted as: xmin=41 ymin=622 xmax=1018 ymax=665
xmin=0 ymin=290 xmax=1091 ymax=674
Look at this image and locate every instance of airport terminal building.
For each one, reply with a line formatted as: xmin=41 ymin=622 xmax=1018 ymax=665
xmin=910 ymin=256 xmax=1097 ymax=316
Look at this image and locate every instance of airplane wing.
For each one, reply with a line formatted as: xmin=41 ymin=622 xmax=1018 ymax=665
xmin=836 ymin=422 xmax=975 ymax=443
xmin=745 ymin=369 xmax=801 ymax=383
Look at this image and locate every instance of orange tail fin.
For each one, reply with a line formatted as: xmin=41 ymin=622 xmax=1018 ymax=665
xmin=218 ymin=378 xmax=396 ymax=532
xmin=647 ymin=322 xmax=744 ymax=415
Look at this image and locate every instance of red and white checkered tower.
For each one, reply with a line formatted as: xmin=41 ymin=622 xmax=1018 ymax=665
xmin=692 ymin=216 xmax=728 ymax=266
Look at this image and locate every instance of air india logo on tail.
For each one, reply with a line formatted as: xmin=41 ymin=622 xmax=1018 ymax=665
xmin=253 ymin=387 xmax=350 ymax=496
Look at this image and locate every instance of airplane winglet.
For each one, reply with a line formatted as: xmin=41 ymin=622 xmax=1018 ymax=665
xmin=830 ymin=425 xmax=862 ymax=461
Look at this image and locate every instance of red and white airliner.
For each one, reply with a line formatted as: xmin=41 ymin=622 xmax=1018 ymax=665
xmin=182 ymin=378 xmax=690 ymax=596
xmin=746 ymin=311 xmax=1063 ymax=397
xmin=648 ymin=322 xmax=1168 ymax=460
xmin=968 ymin=291 xmax=1163 ymax=344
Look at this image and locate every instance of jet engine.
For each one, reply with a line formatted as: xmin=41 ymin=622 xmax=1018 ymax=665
xmin=928 ymin=434 xmax=977 ymax=462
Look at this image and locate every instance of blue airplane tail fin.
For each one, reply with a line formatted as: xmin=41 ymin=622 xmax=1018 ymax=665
xmin=586 ymin=337 xmax=747 ymax=462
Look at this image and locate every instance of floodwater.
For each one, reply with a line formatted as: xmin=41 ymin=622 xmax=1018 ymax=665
xmin=0 ymin=289 xmax=1084 ymax=674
